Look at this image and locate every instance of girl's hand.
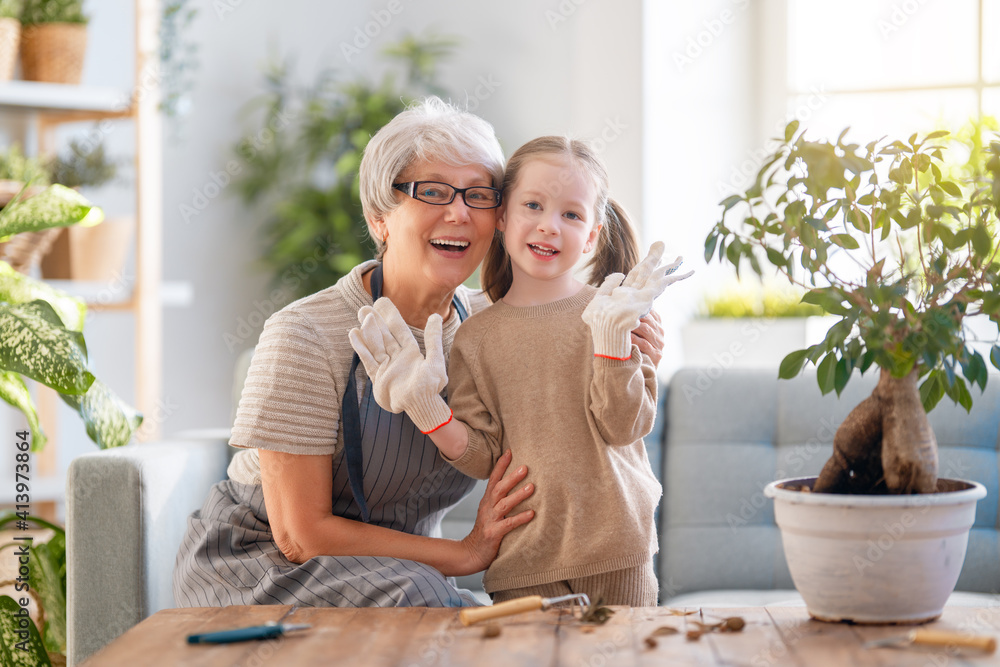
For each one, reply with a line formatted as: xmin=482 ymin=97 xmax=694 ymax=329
xmin=459 ymin=450 xmax=534 ymax=575
xmin=583 ymin=242 xmax=692 ymax=360
xmin=632 ymin=309 xmax=665 ymax=367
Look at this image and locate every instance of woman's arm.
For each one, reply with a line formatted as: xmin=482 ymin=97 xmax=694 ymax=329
xmin=632 ymin=310 xmax=665 ymax=367
xmin=260 ymin=449 xmax=533 ymax=576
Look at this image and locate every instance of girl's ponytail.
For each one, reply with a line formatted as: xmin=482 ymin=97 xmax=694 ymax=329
xmin=587 ymin=198 xmax=640 ymax=285
xmin=480 ymin=230 xmax=512 ymax=303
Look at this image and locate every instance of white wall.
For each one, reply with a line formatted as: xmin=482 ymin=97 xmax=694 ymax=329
xmin=159 ymin=0 xmax=645 ymax=434
xmin=643 ymin=0 xmax=781 ymax=377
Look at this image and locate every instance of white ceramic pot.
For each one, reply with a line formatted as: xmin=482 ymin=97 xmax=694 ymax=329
xmin=765 ymin=476 xmax=986 ymax=624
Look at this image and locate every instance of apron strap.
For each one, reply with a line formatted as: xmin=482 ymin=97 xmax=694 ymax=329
xmin=342 ymin=264 xmax=467 ymax=522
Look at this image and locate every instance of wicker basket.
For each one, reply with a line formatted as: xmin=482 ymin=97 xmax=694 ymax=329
xmin=0 ymin=181 xmax=59 ymax=274
xmin=0 ymin=18 xmax=19 ymax=81
xmin=20 ymin=22 xmax=87 ymax=84
xmin=41 ymin=217 xmax=132 ymax=281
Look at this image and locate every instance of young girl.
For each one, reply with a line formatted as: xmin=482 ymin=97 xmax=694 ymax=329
xmin=350 ymin=136 xmax=692 ymax=605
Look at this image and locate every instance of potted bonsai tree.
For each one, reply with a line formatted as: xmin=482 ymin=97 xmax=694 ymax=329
xmin=19 ymin=0 xmax=88 ymax=84
xmin=706 ymin=121 xmax=1000 ymax=623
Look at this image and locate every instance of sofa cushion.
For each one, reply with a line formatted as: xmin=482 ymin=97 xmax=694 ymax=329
xmin=659 ymin=368 xmax=1000 ymax=602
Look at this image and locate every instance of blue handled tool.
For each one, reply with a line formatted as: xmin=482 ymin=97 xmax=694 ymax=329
xmin=187 ymin=605 xmax=310 ymax=644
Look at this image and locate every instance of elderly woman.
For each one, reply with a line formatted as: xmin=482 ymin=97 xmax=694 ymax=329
xmin=173 ymin=97 xmax=664 ymax=608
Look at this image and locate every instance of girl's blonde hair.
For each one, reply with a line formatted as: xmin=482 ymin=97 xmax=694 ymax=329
xmin=481 ymin=136 xmax=640 ymax=302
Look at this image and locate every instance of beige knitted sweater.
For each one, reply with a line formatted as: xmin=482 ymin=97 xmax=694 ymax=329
xmin=227 ymin=260 xmax=488 ymax=485
xmin=446 ymin=286 xmax=662 ymax=593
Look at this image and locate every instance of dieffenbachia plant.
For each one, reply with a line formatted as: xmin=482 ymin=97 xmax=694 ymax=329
xmin=0 ymin=185 xmax=142 ymax=451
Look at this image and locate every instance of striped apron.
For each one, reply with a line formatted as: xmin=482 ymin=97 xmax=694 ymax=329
xmin=173 ymin=316 xmax=479 ymax=607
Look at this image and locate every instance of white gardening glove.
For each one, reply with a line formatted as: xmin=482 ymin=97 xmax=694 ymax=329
xmin=348 ymin=297 xmax=453 ymax=434
xmin=582 ymin=241 xmax=694 ymax=359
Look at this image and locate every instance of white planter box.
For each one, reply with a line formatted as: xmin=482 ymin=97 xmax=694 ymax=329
xmin=681 ymin=316 xmax=838 ymax=369
xmin=765 ymin=477 xmax=986 ymax=624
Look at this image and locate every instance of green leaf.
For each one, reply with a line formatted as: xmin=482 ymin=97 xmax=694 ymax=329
xmin=30 ymin=532 xmax=66 ymax=655
xmin=940 ymin=181 xmax=962 ymax=197
xmin=0 ymin=371 xmax=46 ymax=452
xmin=778 ymin=349 xmax=810 ymax=379
xmin=0 ymin=301 xmax=93 ymax=395
xmin=817 ymin=352 xmax=838 ymax=394
xmin=784 ymin=120 xmax=799 ymax=142
xmin=0 ymin=185 xmax=104 ymax=237
xmin=990 ymin=345 xmax=1000 ymax=371
xmin=829 ymin=233 xmax=860 ymax=249
xmin=704 ymin=233 xmax=719 ymax=264
xmin=945 ymin=376 xmax=974 ymax=413
xmin=802 ymin=288 xmax=850 ymax=316
xmin=720 ymin=195 xmax=742 ymax=212
xmin=0 ymin=595 xmax=51 ymax=666
xmin=972 ymin=223 xmax=993 ymax=256
xmin=834 ymin=357 xmax=851 ymax=395
xmin=920 ymin=371 xmax=946 ymax=412
xmin=926 ymin=130 xmax=949 ymax=140
xmin=0 ymin=262 xmax=86 ymax=332
xmin=765 ymin=247 xmax=786 ymax=267
xmin=59 ymin=378 xmax=143 ymax=449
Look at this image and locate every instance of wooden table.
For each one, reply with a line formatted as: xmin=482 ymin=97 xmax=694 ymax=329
xmin=83 ymin=604 xmax=1000 ymax=666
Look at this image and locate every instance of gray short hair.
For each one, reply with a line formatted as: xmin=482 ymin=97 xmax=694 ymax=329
xmin=359 ymin=97 xmax=505 ymax=258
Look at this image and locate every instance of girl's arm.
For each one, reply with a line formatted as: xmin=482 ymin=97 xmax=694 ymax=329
xmin=589 ymin=349 xmax=658 ymax=445
xmin=260 ymin=448 xmax=533 ymax=576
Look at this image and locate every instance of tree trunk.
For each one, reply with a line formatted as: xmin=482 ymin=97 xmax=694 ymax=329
xmin=812 ymin=368 xmax=938 ymax=494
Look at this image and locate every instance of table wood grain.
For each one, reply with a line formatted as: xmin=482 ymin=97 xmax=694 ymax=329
xmin=81 ymin=604 xmax=1000 ymax=666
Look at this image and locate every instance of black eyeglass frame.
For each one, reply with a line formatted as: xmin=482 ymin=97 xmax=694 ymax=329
xmin=392 ymin=181 xmax=502 ymax=209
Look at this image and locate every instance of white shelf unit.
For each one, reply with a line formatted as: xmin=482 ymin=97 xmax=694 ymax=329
xmin=0 ymin=0 xmax=164 ymax=516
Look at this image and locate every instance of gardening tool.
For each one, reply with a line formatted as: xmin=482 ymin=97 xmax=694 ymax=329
xmin=459 ymin=593 xmax=591 ymax=626
xmin=863 ymin=629 xmax=997 ymax=653
xmin=187 ymin=605 xmax=311 ymax=644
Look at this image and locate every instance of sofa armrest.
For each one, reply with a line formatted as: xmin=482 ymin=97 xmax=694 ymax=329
xmin=66 ymin=436 xmax=231 ymax=665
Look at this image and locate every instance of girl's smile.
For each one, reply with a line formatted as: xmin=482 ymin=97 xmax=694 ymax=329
xmin=499 ymin=155 xmax=602 ymax=306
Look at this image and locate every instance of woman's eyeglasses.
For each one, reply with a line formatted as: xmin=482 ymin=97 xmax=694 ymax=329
xmin=393 ymin=181 xmax=502 ymax=209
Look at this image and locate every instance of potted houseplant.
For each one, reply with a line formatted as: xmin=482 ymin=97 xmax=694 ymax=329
xmin=0 ymin=144 xmax=54 ymax=271
xmin=682 ymin=283 xmax=826 ymax=368
xmin=0 ymin=184 xmax=142 ymax=452
xmin=706 ymin=121 xmax=1000 ymax=623
xmin=0 ymin=0 xmax=21 ymax=81
xmin=231 ymin=32 xmax=456 ymax=301
xmin=0 ymin=513 xmax=65 ymax=665
xmin=19 ymin=0 xmax=88 ymax=84
xmin=41 ymin=137 xmax=129 ymax=281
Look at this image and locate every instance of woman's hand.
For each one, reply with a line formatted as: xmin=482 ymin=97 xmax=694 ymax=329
xmin=631 ymin=309 xmax=665 ymax=367
xmin=459 ymin=450 xmax=534 ymax=575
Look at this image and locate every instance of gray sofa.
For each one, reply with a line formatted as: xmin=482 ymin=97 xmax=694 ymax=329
xmin=65 ymin=367 xmax=1000 ymax=664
